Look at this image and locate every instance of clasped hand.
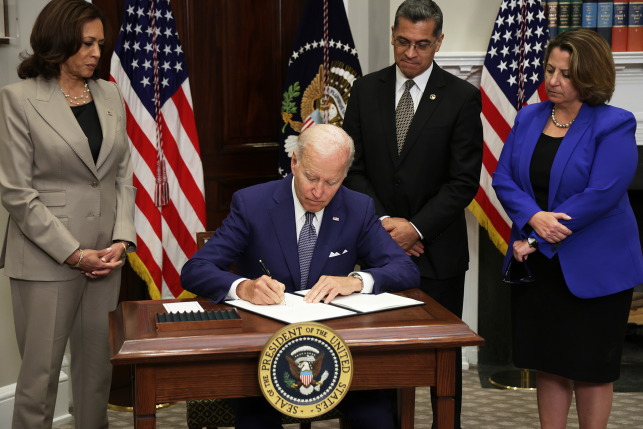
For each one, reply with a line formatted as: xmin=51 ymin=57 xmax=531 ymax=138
xmin=527 ymin=211 xmax=572 ymax=243
xmin=381 ymin=217 xmax=424 ymax=257
xmin=65 ymin=245 xmax=125 ymax=278
xmin=515 ymin=211 xmax=573 ymax=262
xmin=513 ymin=239 xmax=537 ymax=262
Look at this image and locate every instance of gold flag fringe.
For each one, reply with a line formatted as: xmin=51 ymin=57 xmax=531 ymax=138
xmin=127 ymin=252 xmax=196 ymax=300
xmin=468 ymin=200 xmax=508 ymax=256
xmin=127 ymin=252 xmax=161 ymax=300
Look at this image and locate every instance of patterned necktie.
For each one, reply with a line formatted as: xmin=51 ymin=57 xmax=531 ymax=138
xmin=298 ymin=211 xmax=317 ymax=290
xmin=395 ymin=79 xmax=416 ymax=155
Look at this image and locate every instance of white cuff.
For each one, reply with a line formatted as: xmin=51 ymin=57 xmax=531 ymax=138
xmin=349 ymin=271 xmax=374 ymax=294
xmin=379 ymin=215 xmax=390 ymax=221
xmin=227 ymin=277 xmax=248 ymax=300
xmin=409 ymin=222 xmax=424 ymax=240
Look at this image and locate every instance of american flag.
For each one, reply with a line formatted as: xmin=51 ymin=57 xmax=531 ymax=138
xmin=470 ymin=0 xmax=549 ymax=255
xmin=110 ymin=0 xmax=206 ymax=299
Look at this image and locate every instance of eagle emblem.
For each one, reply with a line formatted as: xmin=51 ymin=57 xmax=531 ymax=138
xmin=285 ymin=346 xmax=329 ymax=395
xmin=281 ymin=62 xmax=360 ymax=164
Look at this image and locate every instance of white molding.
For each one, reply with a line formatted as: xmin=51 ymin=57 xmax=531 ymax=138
xmin=635 ymin=113 xmax=643 ymax=147
xmin=434 ymin=52 xmax=643 ymax=147
xmin=0 ymin=371 xmax=72 ymax=428
xmin=435 ymin=52 xmax=484 ymax=87
xmin=462 ymin=209 xmax=480 ymax=368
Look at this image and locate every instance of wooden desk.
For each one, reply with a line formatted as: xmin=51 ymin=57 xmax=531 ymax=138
xmin=109 ymin=289 xmax=483 ymax=429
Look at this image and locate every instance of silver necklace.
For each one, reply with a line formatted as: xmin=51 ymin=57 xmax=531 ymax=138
xmin=551 ymin=105 xmax=575 ymax=128
xmin=60 ymin=80 xmax=91 ymax=105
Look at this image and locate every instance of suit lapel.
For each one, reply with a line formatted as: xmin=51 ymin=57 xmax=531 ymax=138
xmin=548 ymin=103 xmax=592 ymax=210
xmin=518 ymin=104 xmax=550 ymax=201
xmin=28 ymin=76 xmax=98 ymax=177
xmin=378 ymin=65 xmax=399 ymax=166
xmin=270 ymin=176 xmax=300 ymax=285
xmin=307 ymin=187 xmax=346 ymax=289
xmin=89 ymin=80 xmax=117 ymax=171
xmin=397 ymin=62 xmax=445 ymax=166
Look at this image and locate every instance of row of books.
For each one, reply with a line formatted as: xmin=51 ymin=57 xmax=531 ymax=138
xmin=546 ymin=1 xmax=643 ymax=51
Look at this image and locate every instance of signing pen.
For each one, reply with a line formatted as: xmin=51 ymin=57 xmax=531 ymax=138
xmin=259 ymin=259 xmax=271 ymax=278
xmin=259 ymin=260 xmax=285 ymax=305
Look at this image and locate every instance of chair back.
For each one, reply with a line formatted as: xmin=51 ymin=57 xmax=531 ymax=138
xmin=196 ymin=232 xmax=216 ymax=251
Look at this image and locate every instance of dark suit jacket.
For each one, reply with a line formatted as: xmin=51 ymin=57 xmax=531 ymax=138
xmin=493 ymin=101 xmax=643 ymax=298
xmin=180 ymin=175 xmax=419 ymax=303
xmin=342 ymin=63 xmax=483 ymax=280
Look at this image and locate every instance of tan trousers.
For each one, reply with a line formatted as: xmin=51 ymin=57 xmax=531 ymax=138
xmin=11 ymin=273 xmax=120 ymax=429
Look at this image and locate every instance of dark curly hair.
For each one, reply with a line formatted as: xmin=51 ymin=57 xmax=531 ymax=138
xmin=17 ymin=0 xmax=110 ymax=80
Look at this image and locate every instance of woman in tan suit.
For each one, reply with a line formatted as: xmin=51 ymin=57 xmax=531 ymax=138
xmin=0 ymin=1 xmax=136 ymax=427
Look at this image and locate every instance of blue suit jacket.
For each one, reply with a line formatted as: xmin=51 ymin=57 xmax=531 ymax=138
xmin=181 ymin=175 xmax=420 ymax=302
xmin=492 ymin=101 xmax=643 ymax=298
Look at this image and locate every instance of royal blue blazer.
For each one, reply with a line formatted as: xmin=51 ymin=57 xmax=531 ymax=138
xmin=181 ymin=175 xmax=420 ymax=303
xmin=492 ymin=100 xmax=643 ymax=298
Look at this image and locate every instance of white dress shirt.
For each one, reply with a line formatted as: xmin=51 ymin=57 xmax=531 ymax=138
xmin=226 ymin=179 xmax=373 ymax=299
xmin=379 ymin=64 xmax=435 ymax=240
xmin=394 ymin=62 xmax=433 ymax=113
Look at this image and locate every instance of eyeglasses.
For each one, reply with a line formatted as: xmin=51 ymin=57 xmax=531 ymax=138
xmin=502 ymin=257 xmax=536 ymax=284
xmin=393 ymin=37 xmax=439 ymax=52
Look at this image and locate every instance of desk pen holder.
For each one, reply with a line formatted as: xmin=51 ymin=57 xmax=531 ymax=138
xmin=155 ymin=308 xmax=242 ymax=332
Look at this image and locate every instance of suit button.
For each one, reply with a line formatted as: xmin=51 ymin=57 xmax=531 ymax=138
xmin=551 ymin=246 xmax=557 ymax=252
xmin=395 ymin=180 xmax=401 ymax=186
xmin=91 ymin=181 xmax=98 ymax=188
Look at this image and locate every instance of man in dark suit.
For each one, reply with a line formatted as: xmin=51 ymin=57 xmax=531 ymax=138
xmin=342 ymin=1 xmax=483 ymax=427
xmin=181 ymin=124 xmax=419 ymax=429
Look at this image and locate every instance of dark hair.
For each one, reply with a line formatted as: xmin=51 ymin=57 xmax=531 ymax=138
xmin=544 ymin=28 xmax=615 ymax=106
xmin=394 ymin=0 xmax=443 ymax=38
xmin=17 ymin=0 xmax=110 ymax=80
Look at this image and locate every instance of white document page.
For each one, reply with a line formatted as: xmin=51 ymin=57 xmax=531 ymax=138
xmin=226 ymin=293 xmax=356 ymax=324
xmin=295 ymin=290 xmax=424 ymax=313
xmin=163 ymin=301 xmax=205 ymax=314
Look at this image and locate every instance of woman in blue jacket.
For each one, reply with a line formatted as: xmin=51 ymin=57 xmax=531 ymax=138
xmin=493 ymin=28 xmax=643 ymax=429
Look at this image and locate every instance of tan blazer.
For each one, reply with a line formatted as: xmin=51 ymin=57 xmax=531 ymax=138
xmin=0 ymin=76 xmax=136 ymax=281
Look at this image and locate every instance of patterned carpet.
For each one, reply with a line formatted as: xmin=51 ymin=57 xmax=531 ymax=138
xmin=55 ymin=367 xmax=643 ymax=428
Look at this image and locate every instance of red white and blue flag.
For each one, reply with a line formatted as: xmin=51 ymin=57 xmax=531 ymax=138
xmin=110 ymin=0 xmax=206 ymax=299
xmin=470 ymin=0 xmax=549 ymax=255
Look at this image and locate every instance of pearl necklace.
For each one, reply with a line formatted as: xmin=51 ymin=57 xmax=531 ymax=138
xmin=60 ymin=80 xmax=91 ymax=105
xmin=551 ymin=105 xmax=575 ymax=128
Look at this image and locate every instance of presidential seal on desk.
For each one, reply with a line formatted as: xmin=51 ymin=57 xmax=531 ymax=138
xmin=258 ymin=321 xmax=353 ymax=418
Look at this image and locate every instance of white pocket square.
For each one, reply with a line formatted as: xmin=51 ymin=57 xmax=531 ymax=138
xmin=329 ymin=250 xmax=348 ymax=258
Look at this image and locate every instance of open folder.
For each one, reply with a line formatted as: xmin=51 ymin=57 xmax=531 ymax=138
xmin=225 ymin=291 xmax=424 ymax=324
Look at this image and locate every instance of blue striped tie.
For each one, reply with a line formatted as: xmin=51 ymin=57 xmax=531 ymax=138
xmin=298 ymin=212 xmax=317 ymax=290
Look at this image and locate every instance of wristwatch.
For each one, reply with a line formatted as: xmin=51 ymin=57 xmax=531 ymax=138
xmin=527 ymin=237 xmax=538 ymax=249
xmin=350 ymin=272 xmax=364 ymax=293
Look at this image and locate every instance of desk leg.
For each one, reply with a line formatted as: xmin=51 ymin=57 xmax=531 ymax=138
xmin=132 ymin=364 xmax=157 ymax=429
xmin=433 ymin=348 xmax=455 ymax=429
xmin=399 ymin=387 xmax=415 ymax=429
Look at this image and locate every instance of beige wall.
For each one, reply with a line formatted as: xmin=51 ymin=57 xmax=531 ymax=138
xmin=348 ymin=0 xmax=499 ymax=75
xmin=0 ymin=0 xmax=51 ymax=388
xmin=388 ymin=0 xmax=499 ymax=63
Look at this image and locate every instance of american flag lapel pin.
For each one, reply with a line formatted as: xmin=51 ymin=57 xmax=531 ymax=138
xmin=333 ymin=217 xmax=339 ymax=221
xmin=107 ymin=110 xmax=113 ymax=116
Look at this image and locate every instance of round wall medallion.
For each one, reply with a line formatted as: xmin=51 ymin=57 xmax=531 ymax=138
xmin=258 ymin=321 xmax=353 ymax=418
